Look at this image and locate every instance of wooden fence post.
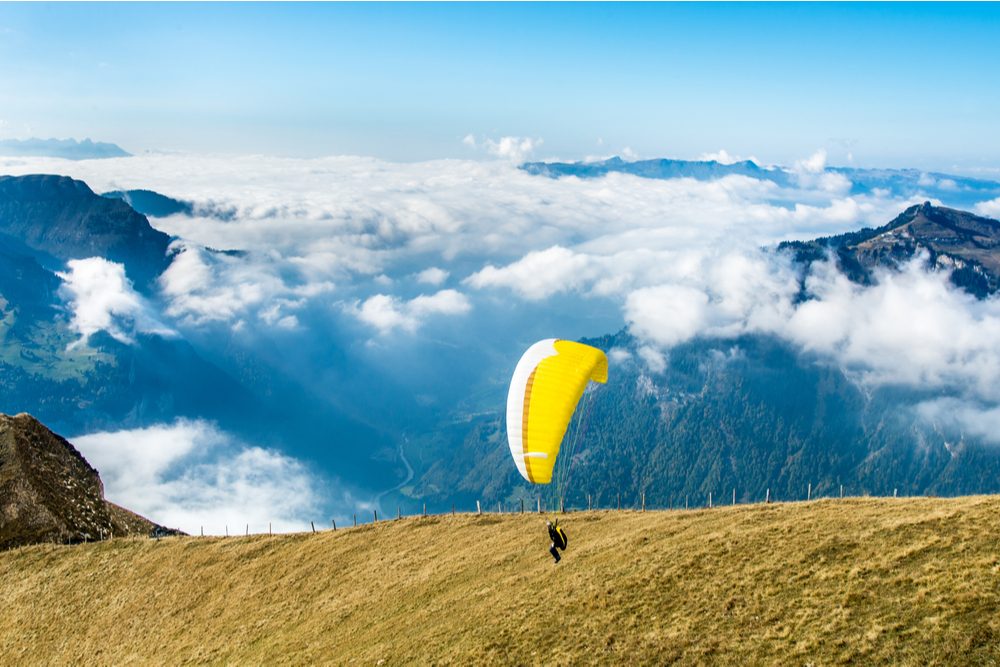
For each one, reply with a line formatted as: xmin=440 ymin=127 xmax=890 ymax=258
xmin=560 ymin=497 xmax=565 ymax=513
xmin=498 ymin=501 xmax=502 ymax=514
xmin=246 ymin=524 xmax=249 ymax=536
xmin=732 ymin=488 xmax=736 ymax=506
xmin=423 ymin=503 xmax=427 ymax=516
xmin=269 ymin=522 xmax=272 ymax=536
xmin=332 ymin=519 xmax=336 ymax=531
xmin=766 ymin=488 xmax=770 ymax=504
xmin=840 ymin=484 xmax=844 ymax=499
xmin=353 ymin=513 xmax=357 ymax=527
xmin=641 ymin=492 xmax=645 ymax=512
xmin=520 ymin=498 xmax=525 ymax=514
xmin=708 ymin=492 xmax=712 ymax=509
xmin=374 ymin=509 xmax=378 ymax=522
xmin=537 ymin=496 xmax=541 ymax=514
xmin=588 ymin=494 xmax=592 ymax=511
xmin=807 ymin=483 xmax=812 ymax=501
xmin=311 ymin=521 xmax=315 ymax=533
xmin=894 ymin=488 xmax=898 ymax=498
xmin=225 ymin=525 xmax=228 ymax=537
xmin=201 ymin=526 xmax=204 ymax=537
xmin=477 ymin=500 xmax=481 ymax=515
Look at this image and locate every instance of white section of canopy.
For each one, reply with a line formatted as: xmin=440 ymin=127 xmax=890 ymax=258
xmin=506 ymin=339 xmax=559 ymax=482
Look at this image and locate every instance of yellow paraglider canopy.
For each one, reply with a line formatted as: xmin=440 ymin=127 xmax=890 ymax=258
xmin=506 ymin=339 xmax=608 ymax=484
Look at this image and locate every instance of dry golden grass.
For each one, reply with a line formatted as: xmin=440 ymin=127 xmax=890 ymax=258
xmin=2 ymin=496 xmax=1000 ymax=665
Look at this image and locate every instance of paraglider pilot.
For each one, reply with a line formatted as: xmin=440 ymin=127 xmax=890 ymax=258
xmin=547 ymin=520 xmax=567 ymax=563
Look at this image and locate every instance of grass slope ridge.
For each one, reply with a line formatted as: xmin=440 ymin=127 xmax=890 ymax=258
xmin=2 ymin=497 xmax=999 ymax=664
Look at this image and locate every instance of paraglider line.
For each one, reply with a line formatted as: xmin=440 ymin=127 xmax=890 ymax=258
xmin=562 ymin=389 xmax=597 ymax=504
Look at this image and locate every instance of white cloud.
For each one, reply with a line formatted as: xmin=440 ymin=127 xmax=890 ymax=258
xmin=350 ymin=289 xmax=471 ymax=335
xmin=918 ymin=173 xmax=960 ymax=192
xmin=158 ymin=242 xmax=299 ymax=328
xmin=466 ymin=246 xmax=595 ymax=300
xmin=353 ymin=294 xmax=415 ymax=333
xmin=784 ymin=256 xmax=1000 ymax=396
xmin=462 ymin=133 xmax=541 ymax=161
xmin=621 ymin=249 xmax=1000 ymax=410
xmin=415 ymin=266 xmax=449 ymax=286
xmin=71 ymin=420 xmax=323 ymax=534
xmin=409 ymin=289 xmax=471 ymax=317
xmin=637 ymin=345 xmax=667 ymax=373
xmin=795 ymin=149 xmax=828 ymax=174
xmin=625 ymin=284 xmax=709 ymax=348
xmin=916 ymin=398 xmax=1000 ymax=446
xmin=974 ymin=197 xmax=1000 ymax=219
xmin=259 ymin=303 xmax=299 ymax=330
xmin=608 ymin=347 xmax=632 ymax=364
xmin=789 ymin=149 xmax=852 ymax=194
xmin=471 ymin=135 xmax=543 ymax=162
xmin=57 ymin=257 xmax=175 ymax=346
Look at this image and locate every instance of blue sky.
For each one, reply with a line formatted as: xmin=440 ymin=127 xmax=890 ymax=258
xmin=1 ymin=2 xmax=999 ymax=169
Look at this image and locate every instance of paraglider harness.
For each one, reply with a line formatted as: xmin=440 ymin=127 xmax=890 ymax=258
xmin=548 ymin=520 xmax=567 ymax=562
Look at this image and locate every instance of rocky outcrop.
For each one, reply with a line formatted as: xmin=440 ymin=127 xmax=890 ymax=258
xmin=0 ymin=413 xmax=177 ymax=550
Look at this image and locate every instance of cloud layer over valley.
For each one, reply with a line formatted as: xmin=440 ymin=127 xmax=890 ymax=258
xmin=7 ymin=149 xmax=1000 ymax=519
xmin=71 ymin=420 xmax=326 ymax=535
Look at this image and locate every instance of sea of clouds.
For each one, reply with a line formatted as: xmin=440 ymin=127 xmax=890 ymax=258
xmin=6 ymin=145 xmax=1000 ymax=526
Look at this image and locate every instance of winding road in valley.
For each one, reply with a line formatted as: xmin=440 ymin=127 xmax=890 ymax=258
xmin=373 ymin=439 xmax=414 ymax=514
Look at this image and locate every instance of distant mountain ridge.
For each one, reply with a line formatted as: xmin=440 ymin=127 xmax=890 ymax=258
xmin=0 ymin=138 xmax=130 ymax=160
xmin=523 ymin=156 xmax=1000 ymax=210
xmin=781 ymin=202 xmax=1000 ymax=297
xmin=0 ymin=413 xmax=177 ymax=550
xmin=522 ymin=156 xmax=789 ymax=185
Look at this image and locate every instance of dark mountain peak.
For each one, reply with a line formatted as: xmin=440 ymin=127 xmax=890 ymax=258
xmin=3 ymin=412 xmax=99 ymax=478
xmin=781 ymin=203 xmax=1000 ymax=298
xmin=0 ymin=174 xmax=172 ymax=290
xmin=863 ymin=203 xmax=1000 ymax=248
xmin=0 ymin=174 xmax=96 ymax=199
xmin=0 ymin=412 xmax=178 ymax=550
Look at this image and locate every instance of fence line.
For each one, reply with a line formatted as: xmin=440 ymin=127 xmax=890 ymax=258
xmin=172 ymin=483 xmax=912 ymax=538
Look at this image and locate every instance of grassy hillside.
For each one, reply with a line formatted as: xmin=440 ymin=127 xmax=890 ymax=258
xmin=2 ymin=497 xmax=999 ymax=665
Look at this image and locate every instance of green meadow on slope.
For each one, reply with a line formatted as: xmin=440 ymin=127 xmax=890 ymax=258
xmin=2 ymin=497 xmax=999 ymax=665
